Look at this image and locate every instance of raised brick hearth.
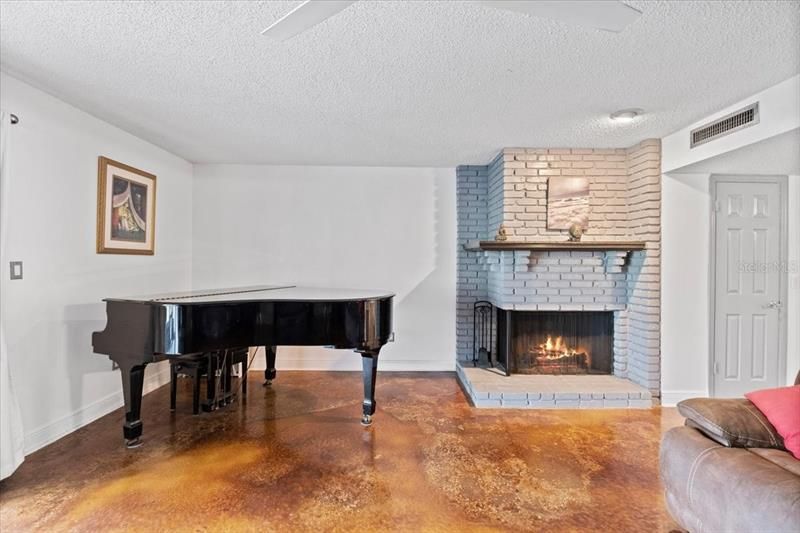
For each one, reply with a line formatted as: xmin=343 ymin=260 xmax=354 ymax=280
xmin=457 ymin=364 xmax=653 ymax=409
xmin=456 ymin=141 xmax=662 ymax=406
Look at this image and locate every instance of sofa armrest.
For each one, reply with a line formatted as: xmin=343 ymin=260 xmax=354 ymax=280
xmin=677 ymin=398 xmax=784 ymax=449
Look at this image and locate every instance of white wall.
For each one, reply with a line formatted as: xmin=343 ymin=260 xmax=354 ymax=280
xmin=661 ymin=173 xmax=712 ymax=403
xmin=192 ymin=165 xmax=456 ymax=372
xmin=662 ymin=172 xmax=799 ymax=404
xmin=0 ymin=72 xmax=193 ymax=452
xmin=787 ymin=176 xmax=800 ymax=384
xmin=662 ymin=75 xmax=800 ymax=173
xmin=661 ymin=74 xmax=800 ymax=403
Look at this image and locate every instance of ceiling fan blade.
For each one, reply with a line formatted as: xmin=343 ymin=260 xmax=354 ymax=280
xmin=478 ymin=1 xmax=642 ymax=33
xmin=261 ymin=0 xmax=356 ymax=41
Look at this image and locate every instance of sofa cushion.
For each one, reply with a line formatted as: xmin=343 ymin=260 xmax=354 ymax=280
xmin=749 ymin=448 xmax=800 ymax=477
xmin=677 ymin=398 xmax=783 ymax=449
xmin=746 ymin=385 xmax=800 ymax=459
xmin=660 ymin=426 xmax=800 ymax=533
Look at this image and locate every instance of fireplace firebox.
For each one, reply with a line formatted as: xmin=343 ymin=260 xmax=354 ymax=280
xmin=496 ymin=310 xmax=614 ymax=375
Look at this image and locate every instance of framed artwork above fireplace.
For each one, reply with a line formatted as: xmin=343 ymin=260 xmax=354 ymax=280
xmin=547 ymin=176 xmax=590 ymax=230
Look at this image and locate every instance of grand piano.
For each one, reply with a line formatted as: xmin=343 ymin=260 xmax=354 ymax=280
xmin=92 ymin=285 xmax=394 ymax=447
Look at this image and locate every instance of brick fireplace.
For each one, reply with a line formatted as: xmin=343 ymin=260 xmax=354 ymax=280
xmin=456 ymin=141 xmax=661 ymax=407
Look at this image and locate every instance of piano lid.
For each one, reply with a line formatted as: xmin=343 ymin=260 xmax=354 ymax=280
xmin=104 ymin=285 xmax=395 ymax=304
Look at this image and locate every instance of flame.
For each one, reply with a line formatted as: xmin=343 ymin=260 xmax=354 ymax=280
xmin=538 ymin=336 xmax=578 ymax=359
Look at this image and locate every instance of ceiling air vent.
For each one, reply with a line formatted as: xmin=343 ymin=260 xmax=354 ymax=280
xmin=690 ymin=103 xmax=759 ymax=148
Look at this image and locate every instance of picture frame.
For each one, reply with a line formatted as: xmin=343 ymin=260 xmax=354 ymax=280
xmin=546 ymin=176 xmax=590 ymax=231
xmin=96 ymin=156 xmax=156 ymax=255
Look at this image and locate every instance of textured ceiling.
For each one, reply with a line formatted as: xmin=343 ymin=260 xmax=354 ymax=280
xmin=1 ymin=0 xmax=798 ymax=166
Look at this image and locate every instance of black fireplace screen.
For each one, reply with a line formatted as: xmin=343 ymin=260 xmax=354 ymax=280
xmin=496 ymin=310 xmax=614 ymax=375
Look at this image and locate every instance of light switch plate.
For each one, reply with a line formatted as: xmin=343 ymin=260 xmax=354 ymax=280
xmin=9 ymin=261 xmax=23 ymax=280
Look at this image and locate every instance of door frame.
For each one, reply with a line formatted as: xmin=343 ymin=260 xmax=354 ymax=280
xmin=709 ymin=174 xmax=789 ymax=397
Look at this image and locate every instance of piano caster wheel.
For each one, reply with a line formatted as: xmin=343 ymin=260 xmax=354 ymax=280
xmin=125 ymin=437 xmax=143 ymax=449
xmin=361 ymin=414 xmax=373 ymax=426
xmin=263 ymin=380 xmax=272 ymax=387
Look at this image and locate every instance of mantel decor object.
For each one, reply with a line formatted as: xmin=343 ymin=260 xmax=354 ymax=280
xmin=568 ymin=223 xmax=584 ymax=242
xmin=495 ymin=224 xmax=508 ymax=241
xmin=96 ymin=156 xmax=156 ymax=255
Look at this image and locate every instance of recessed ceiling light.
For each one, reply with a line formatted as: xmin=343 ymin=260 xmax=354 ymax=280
xmin=610 ymin=108 xmax=644 ymax=123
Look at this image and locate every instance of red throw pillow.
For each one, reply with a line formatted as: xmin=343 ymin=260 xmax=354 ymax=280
xmin=745 ymin=385 xmax=800 ymax=460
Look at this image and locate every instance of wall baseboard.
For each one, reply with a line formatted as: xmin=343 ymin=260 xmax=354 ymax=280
xmin=23 ymin=363 xmax=171 ymax=454
xmin=661 ymin=390 xmax=707 ymax=406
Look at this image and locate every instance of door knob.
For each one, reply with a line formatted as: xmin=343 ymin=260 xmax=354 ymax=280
xmin=763 ymin=300 xmax=783 ymax=309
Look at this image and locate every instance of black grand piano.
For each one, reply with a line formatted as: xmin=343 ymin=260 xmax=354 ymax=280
xmin=92 ymin=285 xmax=394 ymax=447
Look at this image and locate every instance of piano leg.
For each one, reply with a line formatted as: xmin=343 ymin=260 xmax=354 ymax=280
xmin=360 ymin=350 xmax=380 ymax=426
xmin=263 ymin=346 xmax=277 ymax=386
xmin=205 ymin=352 xmax=218 ymax=411
xmin=119 ymin=361 xmax=147 ymax=448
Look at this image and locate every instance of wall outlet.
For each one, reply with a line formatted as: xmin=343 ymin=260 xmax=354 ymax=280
xmin=9 ymin=261 xmax=23 ymax=280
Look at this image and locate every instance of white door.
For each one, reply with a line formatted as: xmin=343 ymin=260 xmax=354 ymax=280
xmin=712 ymin=177 xmax=786 ymax=397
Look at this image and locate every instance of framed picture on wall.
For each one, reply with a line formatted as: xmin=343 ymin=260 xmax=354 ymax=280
xmin=96 ymin=156 xmax=156 ymax=255
xmin=546 ymin=176 xmax=590 ymax=230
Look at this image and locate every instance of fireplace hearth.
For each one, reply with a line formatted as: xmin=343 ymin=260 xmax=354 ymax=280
xmin=496 ymin=310 xmax=613 ymax=375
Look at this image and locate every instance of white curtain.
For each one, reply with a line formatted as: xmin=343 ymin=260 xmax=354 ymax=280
xmin=0 ymin=110 xmax=25 ymax=479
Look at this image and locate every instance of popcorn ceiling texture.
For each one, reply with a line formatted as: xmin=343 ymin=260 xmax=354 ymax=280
xmin=456 ymin=140 xmax=662 ymax=395
xmin=0 ymin=1 xmax=797 ymax=165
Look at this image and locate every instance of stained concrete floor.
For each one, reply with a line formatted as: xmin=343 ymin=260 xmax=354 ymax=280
xmin=0 ymin=371 xmax=682 ymax=532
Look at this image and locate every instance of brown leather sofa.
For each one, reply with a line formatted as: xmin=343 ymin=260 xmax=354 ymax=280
xmin=660 ymin=373 xmax=800 ymax=533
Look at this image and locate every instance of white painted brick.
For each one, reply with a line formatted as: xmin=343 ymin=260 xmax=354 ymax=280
xmin=474 ymin=399 xmax=503 ymax=408
xmin=501 ymin=399 xmax=530 ymax=408
xmin=554 ymin=392 xmax=579 ymax=400
xmin=528 ymin=400 xmax=558 ymax=409
xmin=457 ymin=142 xmax=661 ymax=384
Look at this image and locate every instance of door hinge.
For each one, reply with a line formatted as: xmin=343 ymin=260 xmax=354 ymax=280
xmin=714 ymin=200 xmax=721 ymax=212
xmin=713 ymin=361 xmax=719 ymax=375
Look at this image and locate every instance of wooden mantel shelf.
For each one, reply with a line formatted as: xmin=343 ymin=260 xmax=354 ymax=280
xmin=464 ymin=240 xmax=647 ymax=252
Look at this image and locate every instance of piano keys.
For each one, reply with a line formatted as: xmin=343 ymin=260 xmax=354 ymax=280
xmin=92 ymin=285 xmax=394 ymax=447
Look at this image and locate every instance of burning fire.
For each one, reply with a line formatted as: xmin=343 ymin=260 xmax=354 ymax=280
xmin=538 ymin=336 xmax=579 ymax=359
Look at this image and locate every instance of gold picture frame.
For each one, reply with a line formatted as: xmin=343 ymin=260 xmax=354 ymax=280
xmin=96 ymin=156 xmax=156 ymax=255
